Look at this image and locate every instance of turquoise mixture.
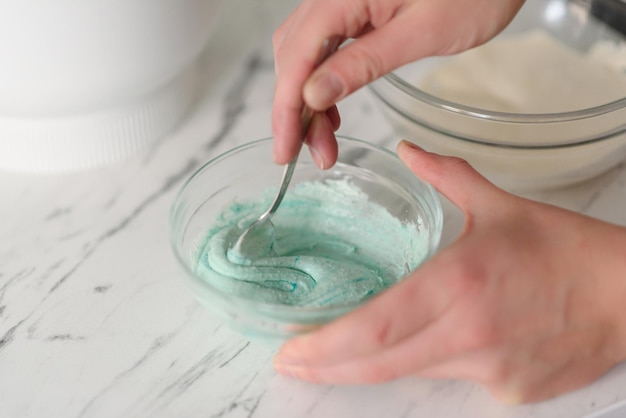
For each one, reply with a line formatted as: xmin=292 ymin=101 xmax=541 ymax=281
xmin=193 ymin=178 xmax=425 ymax=307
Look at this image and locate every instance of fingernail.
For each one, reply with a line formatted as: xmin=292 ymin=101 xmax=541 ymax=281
xmin=309 ymin=146 xmax=327 ymax=170
xmin=497 ymin=393 xmax=523 ymax=405
xmin=273 ymin=362 xmax=295 ymax=377
xmin=306 ymin=73 xmax=344 ymax=109
xmin=273 ymin=361 xmax=308 ymax=380
xmin=399 ymin=140 xmax=423 ymax=151
xmin=274 ymin=353 xmax=302 ymax=372
xmin=274 ymin=338 xmax=306 ymax=366
xmin=274 ymin=344 xmax=301 ymax=364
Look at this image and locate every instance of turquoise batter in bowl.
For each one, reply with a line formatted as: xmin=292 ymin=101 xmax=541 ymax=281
xmin=193 ymin=178 xmax=425 ymax=307
xmin=170 ymin=136 xmax=442 ymax=338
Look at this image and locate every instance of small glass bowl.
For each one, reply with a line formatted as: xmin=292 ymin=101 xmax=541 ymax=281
xmin=369 ymin=0 xmax=626 ymax=191
xmin=169 ymin=136 xmax=442 ymax=341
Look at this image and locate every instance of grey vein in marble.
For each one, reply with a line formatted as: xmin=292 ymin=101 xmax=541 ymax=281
xmin=205 ymin=54 xmax=267 ymax=151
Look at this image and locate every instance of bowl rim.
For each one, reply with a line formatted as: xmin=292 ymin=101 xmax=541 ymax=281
xmin=169 ymin=135 xmax=443 ymax=318
xmin=381 ymin=71 xmax=626 ymax=124
xmin=370 ymin=71 xmax=626 ymax=150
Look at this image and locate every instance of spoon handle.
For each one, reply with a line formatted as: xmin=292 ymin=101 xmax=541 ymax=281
xmin=231 ymin=38 xmax=342 ymax=250
xmin=259 ymin=37 xmax=342 ymax=220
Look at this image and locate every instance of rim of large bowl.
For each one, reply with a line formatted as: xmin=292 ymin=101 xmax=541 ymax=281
xmin=372 ymin=71 xmax=626 ymax=149
xmin=169 ymin=135 xmax=443 ymax=317
xmin=382 ymin=70 xmax=626 ymax=124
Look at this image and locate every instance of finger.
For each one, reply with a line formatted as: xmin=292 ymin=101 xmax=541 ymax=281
xmin=272 ymin=2 xmax=308 ymax=77
xmin=272 ymin=94 xmax=306 ymax=165
xmin=272 ymin=0 xmax=390 ymax=163
xmin=325 ymin=105 xmax=340 ymax=131
xmin=396 ymin=140 xmax=503 ymax=216
xmin=274 ymin=253 xmax=457 ymax=369
xmin=420 ymin=350 xmax=611 ymax=404
xmin=304 ymin=113 xmax=338 ymax=170
xmin=275 ymin=297 xmax=469 ymax=384
xmin=300 ymin=0 xmax=525 ymax=111
xmin=272 ymin=106 xmax=339 ymax=169
xmin=272 ymin=4 xmax=304 ymax=51
xmin=301 ymin=4 xmax=448 ymax=110
xmin=272 ymin=37 xmax=324 ymax=163
xmin=504 ymin=359 xmax=612 ymax=404
xmin=417 ymin=353 xmax=525 ymax=404
xmin=418 ymin=349 xmax=503 ymax=382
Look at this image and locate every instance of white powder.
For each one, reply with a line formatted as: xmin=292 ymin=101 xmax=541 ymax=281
xmin=382 ymin=30 xmax=626 ymax=190
xmin=419 ymin=30 xmax=626 ymax=113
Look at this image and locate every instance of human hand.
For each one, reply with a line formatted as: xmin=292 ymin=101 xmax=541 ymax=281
xmin=271 ymin=0 xmax=526 ymax=169
xmin=273 ymin=140 xmax=626 ymax=404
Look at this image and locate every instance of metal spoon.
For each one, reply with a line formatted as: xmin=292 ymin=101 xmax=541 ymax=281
xmin=230 ymin=37 xmax=341 ymax=255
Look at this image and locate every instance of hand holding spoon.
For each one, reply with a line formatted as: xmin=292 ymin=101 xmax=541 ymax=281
xmin=230 ymin=37 xmax=341 ymax=258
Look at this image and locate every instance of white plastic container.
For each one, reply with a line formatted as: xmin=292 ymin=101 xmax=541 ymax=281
xmin=0 ymin=0 xmax=221 ymax=172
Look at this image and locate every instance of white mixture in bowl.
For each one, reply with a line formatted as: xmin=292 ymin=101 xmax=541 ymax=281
xmin=419 ymin=30 xmax=626 ymax=113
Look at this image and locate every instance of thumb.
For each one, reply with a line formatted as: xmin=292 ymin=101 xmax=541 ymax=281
xmin=397 ymin=140 xmax=503 ymax=215
xmin=302 ymin=13 xmax=438 ymax=111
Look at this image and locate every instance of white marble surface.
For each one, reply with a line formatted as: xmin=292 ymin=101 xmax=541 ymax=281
xmin=2 ymin=1 xmax=626 ymax=417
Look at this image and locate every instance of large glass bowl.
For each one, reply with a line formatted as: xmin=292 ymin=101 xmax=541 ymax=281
xmin=369 ymin=0 xmax=626 ymax=191
xmin=169 ymin=136 xmax=442 ymax=341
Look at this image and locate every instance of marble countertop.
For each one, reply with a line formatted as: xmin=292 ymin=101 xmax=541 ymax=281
xmin=2 ymin=1 xmax=626 ymax=417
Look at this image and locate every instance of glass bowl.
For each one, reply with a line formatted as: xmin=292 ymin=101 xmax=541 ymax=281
xmin=369 ymin=0 xmax=626 ymax=191
xmin=169 ymin=136 xmax=442 ymax=341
